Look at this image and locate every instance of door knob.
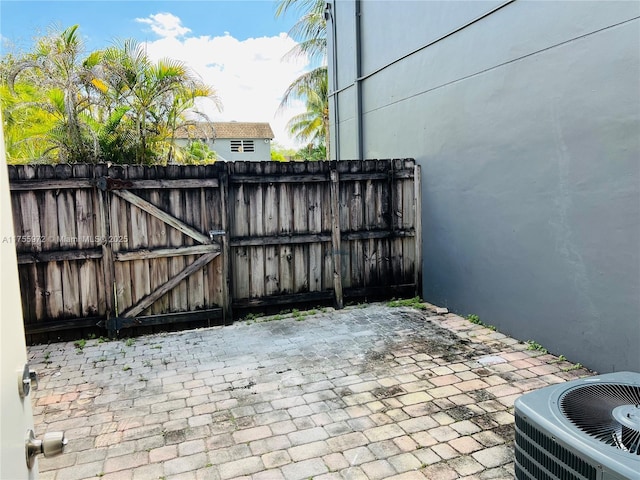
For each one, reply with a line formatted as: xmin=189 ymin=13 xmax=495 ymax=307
xmin=25 ymin=429 xmax=67 ymax=468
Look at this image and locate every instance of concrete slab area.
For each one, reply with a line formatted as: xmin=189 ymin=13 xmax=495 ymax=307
xmin=28 ymin=303 xmax=592 ymax=480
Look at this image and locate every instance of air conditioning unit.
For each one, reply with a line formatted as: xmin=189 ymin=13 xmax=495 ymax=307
xmin=514 ymin=371 xmax=640 ymax=480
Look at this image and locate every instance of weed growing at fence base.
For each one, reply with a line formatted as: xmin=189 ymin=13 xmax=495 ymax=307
xmin=466 ymin=314 xmax=497 ymax=331
xmin=387 ymin=297 xmax=427 ymax=310
xmin=525 ymin=340 xmax=548 ymax=354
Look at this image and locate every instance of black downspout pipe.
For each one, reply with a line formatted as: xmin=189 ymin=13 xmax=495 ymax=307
xmin=327 ymin=1 xmax=341 ymax=161
xmin=354 ymin=0 xmax=363 ymax=160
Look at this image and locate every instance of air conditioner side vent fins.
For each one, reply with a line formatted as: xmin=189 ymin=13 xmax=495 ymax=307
xmin=515 ymin=413 xmax=598 ymax=480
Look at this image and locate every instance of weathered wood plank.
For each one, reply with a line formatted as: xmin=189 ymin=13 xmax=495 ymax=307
xmin=227 ymin=171 xmax=412 ymax=184
xmin=114 ymin=244 xmax=220 ymax=261
xmin=103 ymin=178 xmax=219 ymax=189
xmin=112 ymin=189 xmax=211 ymax=245
xmin=185 ymin=182 xmax=204 ymax=310
xmin=263 ymin=182 xmax=279 ymax=297
xmin=233 ymin=290 xmax=333 ymax=308
xmin=129 ymin=202 xmax=151 ymax=311
xmin=230 ymin=233 xmax=331 ymax=247
xmin=278 ymin=183 xmax=293 ymax=234
xmin=97 ymin=189 xmax=114 ymax=316
xmin=219 ymin=171 xmax=232 ymax=323
xmin=230 ymin=173 xmax=328 ymax=184
xmin=168 ymin=188 xmax=187 ymax=312
xmin=110 ymin=193 xmax=130 ymax=316
xmin=9 ymin=179 xmax=94 ymax=190
xmin=75 ymin=187 xmax=99 ymax=317
xmin=233 ymin=247 xmax=250 ymax=299
xmin=18 ymin=248 xmax=103 ymax=264
xmin=308 ymin=181 xmax=323 ymax=292
xmin=110 ymin=308 xmax=223 ymax=331
xmin=147 ymin=190 xmax=169 ymax=314
xmin=41 ymin=189 xmax=64 ymax=318
xmin=278 ymin=245 xmax=293 ymax=294
xmin=330 ymin=169 xmax=343 ymax=308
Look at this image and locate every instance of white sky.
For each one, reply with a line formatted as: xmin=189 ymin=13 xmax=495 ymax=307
xmin=137 ymin=12 xmax=309 ymax=150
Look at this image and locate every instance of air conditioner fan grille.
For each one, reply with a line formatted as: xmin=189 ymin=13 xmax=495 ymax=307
xmin=560 ymin=383 xmax=640 ymax=455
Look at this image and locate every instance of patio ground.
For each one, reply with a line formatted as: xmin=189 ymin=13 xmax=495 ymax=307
xmin=29 ymin=302 xmax=592 ymax=480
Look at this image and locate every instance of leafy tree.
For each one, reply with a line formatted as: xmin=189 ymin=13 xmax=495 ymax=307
xmin=296 ymin=143 xmax=326 ymax=161
xmin=1 ymin=26 xmax=221 ymax=165
xmin=271 ymin=141 xmax=297 ymax=161
xmin=3 ymin=25 xmax=100 ymax=162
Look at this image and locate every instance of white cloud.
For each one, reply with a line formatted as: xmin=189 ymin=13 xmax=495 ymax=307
xmin=136 ymin=13 xmax=191 ymax=39
xmin=137 ymin=14 xmax=310 ymax=150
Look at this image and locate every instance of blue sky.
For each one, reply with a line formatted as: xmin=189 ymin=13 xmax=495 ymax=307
xmin=0 ymin=1 xmax=311 ymax=148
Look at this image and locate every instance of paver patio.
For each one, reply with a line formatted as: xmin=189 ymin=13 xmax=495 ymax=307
xmin=28 ymin=302 xmax=592 ymax=480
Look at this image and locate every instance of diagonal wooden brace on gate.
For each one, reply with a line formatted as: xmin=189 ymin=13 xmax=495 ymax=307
xmin=107 ymin=251 xmax=220 ymax=336
xmin=111 ymin=189 xmax=213 ymax=245
xmin=122 ymin=251 xmax=219 ymax=319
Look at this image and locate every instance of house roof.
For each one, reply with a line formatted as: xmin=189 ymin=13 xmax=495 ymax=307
xmin=174 ymin=122 xmax=274 ymax=140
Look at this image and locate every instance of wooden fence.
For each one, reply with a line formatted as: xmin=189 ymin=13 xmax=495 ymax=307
xmin=7 ymin=159 xmax=421 ymax=342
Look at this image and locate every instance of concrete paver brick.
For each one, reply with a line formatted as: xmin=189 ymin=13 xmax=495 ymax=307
xmin=288 ymin=440 xmax=330 ymax=461
xmin=326 ymin=432 xmax=369 ymax=452
xmin=449 ymin=455 xmax=485 ymax=476
xmin=412 ymin=447 xmax=442 ymax=466
xmin=409 ymin=430 xmax=438 ymax=448
xmin=364 ymin=424 xmax=405 ymax=442
xmin=431 ymin=443 xmax=460 ymax=460
xmin=472 ymin=445 xmax=514 ymax=468
xmin=398 ymin=391 xmax=432 ymax=405
xmin=387 ymin=452 xmax=422 ymax=473
xmin=322 ymin=452 xmax=350 ymax=471
xmin=233 ymin=425 xmax=272 ymax=444
xmin=249 ymin=434 xmax=292 ymax=455
xmin=448 ymin=436 xmax=484 ymax=454
xmin=262 ymin=450 xmax=292 ymax=469
xmin=281 ymin=458 xmax=328 ymax=480
xmin=132 ymin=463 xmax=164 ymax=480
xmin=288 ymin=426 xmax=329 ymax=446
xmin=343 ymin=446 xmax=375 ymax=465
xmin=451 ymin=420 xmax=483 ymax=435
xmin=218 ymin=455 xmax=264 ymax=479
xmin=421 ymin=463 xmax=460 ymax=480
xmin=103 ymin=451 xmax=148 ymax=473
xmin=361 ymin=459 xmax=398 ymax=480
xmin=386 ymin=472 xmax=427 ymax=480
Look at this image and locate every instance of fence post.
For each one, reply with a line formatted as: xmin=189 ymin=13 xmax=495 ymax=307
xmin=413 ymin=164 xmax=423 ymax=298
xmin=330 ymin=168 xmax=344 ymax=309
xmin=220 ymin=169 xmax=233 ymax=324
xmin=96 ymin=180 xmax=117 ymax=338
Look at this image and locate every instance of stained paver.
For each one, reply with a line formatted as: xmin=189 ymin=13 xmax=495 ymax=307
xmin=29 ymin=302 xmax=592 ymax=479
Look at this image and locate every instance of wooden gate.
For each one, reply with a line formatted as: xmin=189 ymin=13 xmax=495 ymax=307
xmin=98 ymin=176 xmax=226 ymax=336
xmin=9 ymin=164 xmax=229 ymax=341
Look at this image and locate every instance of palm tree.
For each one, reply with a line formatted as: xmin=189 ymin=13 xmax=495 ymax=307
xmin=95 ymin=39 xmax=222 ymax=164
xmin=4 ymin=25 xmax=99 ymax=162
xmin=285 ymin=72 xmax=328 ymax=148
xmin=2 ymin=28 xmax=221 ymax=165
xmin=276 ymin=0 xmax=330 ymax=159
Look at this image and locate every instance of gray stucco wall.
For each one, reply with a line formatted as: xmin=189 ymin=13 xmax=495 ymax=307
xmin=175 ymin=138 xmax=271 ymax=161
xmin=212 ymin=138 xmax=271 ymax=162
xmin=328 ymin=0 xmax=640 ymax=373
